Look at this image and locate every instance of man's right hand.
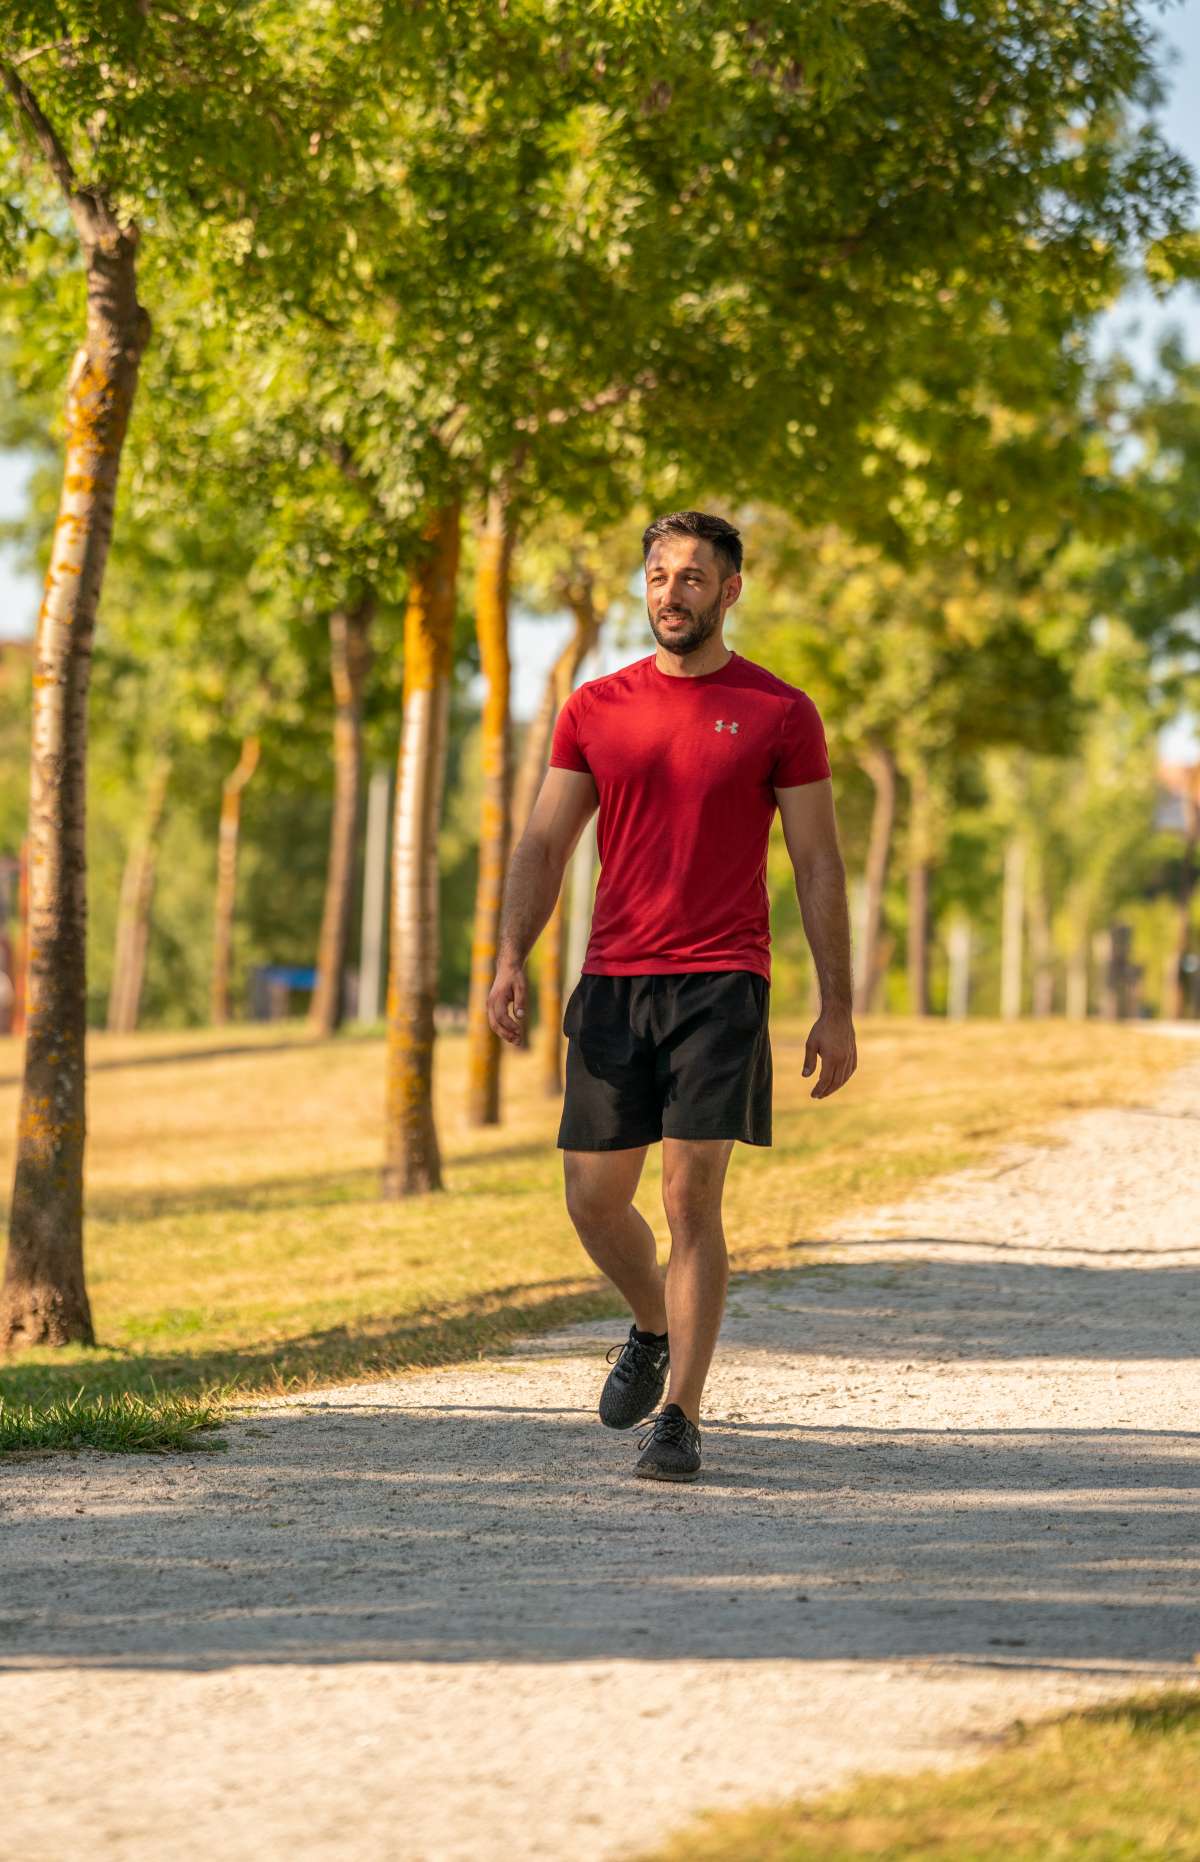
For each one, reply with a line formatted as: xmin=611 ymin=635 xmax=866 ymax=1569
xmin=486 ymin=958 xmax=527 ymax=1044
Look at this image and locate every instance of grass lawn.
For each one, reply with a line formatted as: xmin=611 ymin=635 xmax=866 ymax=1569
xmin=0 ymin=1014 xmax=1184 ymax=1452
xmin=642 ymin=1691 xmax=1200 ymax=1861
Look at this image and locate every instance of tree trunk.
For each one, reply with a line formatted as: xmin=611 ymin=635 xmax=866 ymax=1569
xmin=0 ymin=165 xmax=151 ymax=1347
xmin=106 ymin=753 xmax=171 ymax=1035
xmin=1001 ymin=834 xmax=1025 ymax=1020
xmin=511 ymin=575 xmax=601 ymax=1053
xmin=1028 ymin=863 xmax=1055 ymax=1017
xmin=357 ymin=768 xmax=392 ymax=1025
xmin=466 ymin=495 xmax=516 ymax=1125
xmin=1168 ymin=770 xmax=1199 ymax=1019
xmin=1066 ymin=938 xmax=1089 ymax=1019
xmin=905 ymin=765 xmax=931 ymax=1016
xmin=511 ymin=576 xmax=601 ymax=844
xmin=309 ymin=593 xmax=375 ymax=1035
xmin=853 ymin=743 xmax=896 ymax=1016
xmin=947 ymin=914 xmax=972 ymax=1019
xmin=210 ymin=736 xmax=261 ymax=1026
xmin=383 ymin=502 xmax=460 ymax=1196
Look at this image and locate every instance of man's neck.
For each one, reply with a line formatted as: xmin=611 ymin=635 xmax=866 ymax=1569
xmin=652 ymin=637 xmax=733 ymax=679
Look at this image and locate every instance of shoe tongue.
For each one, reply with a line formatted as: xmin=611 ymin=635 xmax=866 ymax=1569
xmin=660 ymin=1403 xmax=687 ymax=1422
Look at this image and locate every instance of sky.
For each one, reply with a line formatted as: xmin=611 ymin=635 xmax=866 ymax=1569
xmin=3 ymin=3 xmax=1200 ymax=737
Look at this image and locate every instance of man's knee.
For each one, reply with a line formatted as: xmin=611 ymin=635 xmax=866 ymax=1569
xmin=563 ymin=1158 xmax=631 ymax=1234
xmin=662 ymin=1176 xmax=725 ymax=1242
xmin=661 ymin=1139 xmax=732 ymax=1234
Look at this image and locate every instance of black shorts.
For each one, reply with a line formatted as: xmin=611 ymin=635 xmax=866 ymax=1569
xmin=556 ymin=970 xmax=772 ymax=1152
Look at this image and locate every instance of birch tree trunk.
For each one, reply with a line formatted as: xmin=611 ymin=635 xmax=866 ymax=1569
xmin=905 ymin=764 xmax=931 ymax=1017
xmin=853 ymin=742 xmax=896 ymax=1017
xmin=383 ymin=502 xmax=460 ymax=1197
xmin=1028 ymin=862 xmax=1055 ymax=1017
xmin=106 ymin=754 xmax=171 ymax=1035
xmin=210 ymin=736 xmax=261 ymax=1026
xmin=947 ymin=914 xmax=972 ymax=1019
xmin=466 ymin=495 xmax=515 ymax=1125
xmin=1167 ymin=770 xmax=1199 ymax=1020
xmin=511 ymin=579 xmax=601 ymax=844
xmin=0 ymin=72 xmax=151 ymax=1346
xmin=1001 ymin=834 xmax=1026 ymax=1020
xmin=309 ymin=593 xmax=375 ymax=1036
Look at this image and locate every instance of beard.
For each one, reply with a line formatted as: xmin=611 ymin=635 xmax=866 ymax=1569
xmin=648 ymin=594 xmax=723 ymax=657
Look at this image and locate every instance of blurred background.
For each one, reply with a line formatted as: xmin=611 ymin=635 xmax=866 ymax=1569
xmin=1 ymin=0 xmax=1198 ymax=1048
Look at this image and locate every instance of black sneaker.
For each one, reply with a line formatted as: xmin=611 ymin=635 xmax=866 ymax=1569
xmin=598 ymin=1325 xmax=669 ymax=1430
xmin=635 ymin=1403 xmax=702 ymax=1482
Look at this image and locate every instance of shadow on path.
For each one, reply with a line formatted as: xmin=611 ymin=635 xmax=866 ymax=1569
xmin=3 ymin=1397 xmax=1198 ymax=1676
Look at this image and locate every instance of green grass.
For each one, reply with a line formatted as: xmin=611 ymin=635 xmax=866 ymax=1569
xmin=643 ymin=1691 xmax=1200 ymax=1861
xmin=0 ymin=1016 xmax=1185 ymax=1453
xmin=0 ymin=1385 xmax=226 ymax=1454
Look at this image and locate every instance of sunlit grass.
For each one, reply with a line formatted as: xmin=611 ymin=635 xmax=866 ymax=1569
xmin=642 ymin=1690 xmax=1200 ymax=1861
xmin=0 ymin=1015 xmax=1184 ymax=1449
xmin=0 ymin=1386 xmax=226 ymax=1454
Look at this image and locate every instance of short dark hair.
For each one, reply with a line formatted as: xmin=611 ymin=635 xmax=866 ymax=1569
xmin=641 ymin=510 xmax=743 ymax=580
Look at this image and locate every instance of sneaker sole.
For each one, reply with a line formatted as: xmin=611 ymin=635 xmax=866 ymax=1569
xmin=634 ymin=1463 xmax=701 ymax=1482
xmin=599 ymin=1394 xmax=664 ymax=1432
xmin=599 ymin=1377 xmax=668 ymax=1431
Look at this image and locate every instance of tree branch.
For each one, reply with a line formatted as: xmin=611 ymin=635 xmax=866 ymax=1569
xmin=0 ymin=59 xmax=113 ymax=246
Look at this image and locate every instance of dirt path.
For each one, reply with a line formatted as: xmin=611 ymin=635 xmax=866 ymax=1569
xmin=4 ymin=1052 xmax=1200 ymax=1860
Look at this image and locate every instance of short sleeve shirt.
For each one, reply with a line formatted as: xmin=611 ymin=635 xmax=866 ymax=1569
xmin=549 ymin=650 xmax=830 ymax=980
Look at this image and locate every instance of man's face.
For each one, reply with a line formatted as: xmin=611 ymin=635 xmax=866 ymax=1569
xmin=644 ymin=536 xmax=740 ymax=656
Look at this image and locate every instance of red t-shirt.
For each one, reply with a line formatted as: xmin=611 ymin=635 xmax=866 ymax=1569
xmin=549 ymin=650 xmax=830 ymax=982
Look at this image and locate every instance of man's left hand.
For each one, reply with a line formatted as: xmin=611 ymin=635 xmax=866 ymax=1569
xmin=802 ymin=1007 xmax=857 ymax=1100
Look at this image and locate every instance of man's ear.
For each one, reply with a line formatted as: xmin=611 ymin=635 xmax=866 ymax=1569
xmin=723 ymin=573 xmax=743 ymax=611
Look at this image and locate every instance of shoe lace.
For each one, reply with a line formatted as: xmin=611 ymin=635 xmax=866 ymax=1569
xmin=605 ymin=1330 xmax=660 ymax=1382
xmin=637 ymin=1409 xmax=692 ymax=1452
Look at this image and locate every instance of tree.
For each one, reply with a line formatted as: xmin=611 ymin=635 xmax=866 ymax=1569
xmin=465 ymin=490 xmax=517 ymax=1124
xmin=0 ymin=8 xmax=315 ymax=1341
xmin=107 ymin=749 xmax=171 ymax=1034
xmin=1093 ymin=339 xmax=1200 ymax=1014
xmin=383 ymin=500 xmax=461 ymax=1196
xmin=0 ymin=54 xmax=151 ymax=1342
xmin=308 ymin=594 xmax=374 ymax=1035
xmin=744 ymin=518 xmax=1087 ymax=1011
xmin=211 ymin=736 xmax=261 ymax=1027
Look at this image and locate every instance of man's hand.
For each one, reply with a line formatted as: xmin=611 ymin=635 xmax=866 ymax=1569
xmin=802 ymin=1006 xmax=857 ymax=1100
xmin=486 ymin=957 xmax=527 ymax=1045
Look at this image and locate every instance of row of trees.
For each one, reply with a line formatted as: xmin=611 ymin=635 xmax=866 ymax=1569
xmin=0 ymin=1 xmax=1197 ymax=1348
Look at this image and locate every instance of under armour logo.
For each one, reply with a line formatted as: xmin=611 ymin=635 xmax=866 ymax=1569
xmin=714 ymin=720 xmax=739 ymax=733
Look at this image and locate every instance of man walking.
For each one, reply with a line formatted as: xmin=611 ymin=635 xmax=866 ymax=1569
xmin=487 ymin=511 xmax=856 ymax=1481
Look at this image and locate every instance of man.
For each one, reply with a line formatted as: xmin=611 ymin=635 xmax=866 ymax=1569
xmin=487 ymin=510 xmax=856 ymax=1482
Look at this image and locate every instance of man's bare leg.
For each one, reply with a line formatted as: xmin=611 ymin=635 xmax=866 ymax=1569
xmin=562 ymin=1145 xmax=667 ymax=1334
xmin=660 ymin=1136 xmax=736 ymax=1423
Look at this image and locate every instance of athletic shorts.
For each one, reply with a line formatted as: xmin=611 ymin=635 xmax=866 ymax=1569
xmin=556 ymin=970 xmax=772 ymax=1152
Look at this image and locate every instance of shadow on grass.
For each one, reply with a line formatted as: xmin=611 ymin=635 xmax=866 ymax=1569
xmin=0 ymin=1276 xmax=626 ymax=1419
xmin=0 ymin=1036 xmax=340 ymax=1090
xmin=77 ymin=1141 xmax=560 ymax=1225
xmin=6 ymin=1241 xmax=1200 ymax=1438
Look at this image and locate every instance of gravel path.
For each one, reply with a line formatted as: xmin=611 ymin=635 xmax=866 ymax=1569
xmin=4 ymin=1050 xmax=1200 ymax=1860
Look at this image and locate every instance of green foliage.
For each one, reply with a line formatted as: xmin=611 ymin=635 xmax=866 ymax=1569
xmin=0 ymin=0 xmax=1196 ymax=1036
xmin=0 ymin=1386 xmax=225 ymax=1454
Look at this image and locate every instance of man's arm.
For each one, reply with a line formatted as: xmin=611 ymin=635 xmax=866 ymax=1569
xmin=486 ymin=766 xmax=598 ymax=1044
xmin=775 ymin=778 xmax=858 ymax=1099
